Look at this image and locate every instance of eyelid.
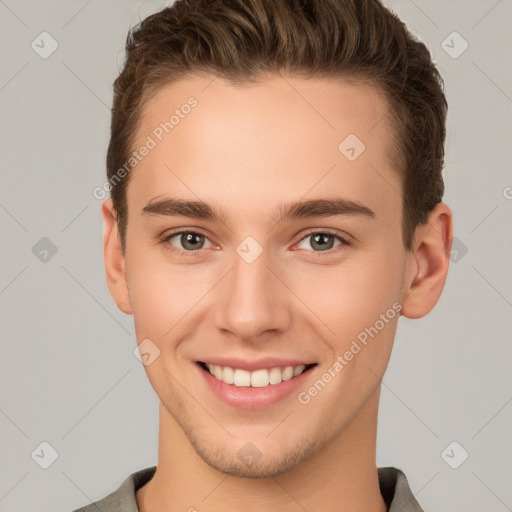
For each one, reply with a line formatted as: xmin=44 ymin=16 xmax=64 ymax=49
xmin=162 ymin=226 xmax=213 ymax=240
xmin=297 ymin=227 xmax=351 ymax=241
xmin=292 ymin=228 xmax=351 ymax=255
xmin=160 ymin=227 xmax=351 ymax=257
xmin=160 ymin=228 xmax=217 ymax=255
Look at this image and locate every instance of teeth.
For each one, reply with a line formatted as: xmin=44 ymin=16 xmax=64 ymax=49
xmin=282 ymin=366 xmax=294 ymax=381
xmin=251 ymin=369 xmax=269 ymax=387
xmin=204 ymin=363 xmax=309 ymax=387
xmin=222 ymin=366 xmax=234 ymax=384
xmin=293 ymin=364 xmax=305 ymax=376
xmin=233 ymin=369 xmax=251 ymax=387
xmin=269 ymin=367 xmax=282 ymax=384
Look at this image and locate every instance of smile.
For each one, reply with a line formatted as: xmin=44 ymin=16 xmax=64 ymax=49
xmin=199 ymin=362 xmax=316 ymax=388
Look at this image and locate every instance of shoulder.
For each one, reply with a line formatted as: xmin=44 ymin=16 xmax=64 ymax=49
xmin=377 ymin=466 xmax=425 ymax=512
xmin=70 ymin=466 xmax=156 ymax=512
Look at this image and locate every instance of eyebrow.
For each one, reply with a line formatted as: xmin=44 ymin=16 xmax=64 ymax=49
xmin=142 ymin=196 xmax=376 ymax=224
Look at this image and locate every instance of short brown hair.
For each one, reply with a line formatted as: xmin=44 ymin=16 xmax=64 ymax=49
xmin=107 ymin=0 xmax=447 ymax=252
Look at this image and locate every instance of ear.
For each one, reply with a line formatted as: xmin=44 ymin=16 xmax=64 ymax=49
xmin=102 ymin=198 xmax=132 ymax=315
xmin=401 ymin=203 xmax=453 ymax=319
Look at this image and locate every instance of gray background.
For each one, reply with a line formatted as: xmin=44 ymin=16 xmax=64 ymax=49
xmin=1 ymin=1 xmax=511 ymax=511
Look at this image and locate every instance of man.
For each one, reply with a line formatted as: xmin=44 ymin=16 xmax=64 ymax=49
xmin=75 ymin=0 xmax=452 ymax=510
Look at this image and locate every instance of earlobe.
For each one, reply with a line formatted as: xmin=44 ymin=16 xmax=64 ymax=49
xmin=401 ymin=203 xmax=453 ymax=319
xmin=102 ymin=199 xmax=133 ymax=315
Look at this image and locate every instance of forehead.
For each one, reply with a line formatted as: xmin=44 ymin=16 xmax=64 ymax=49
xmin=127 ymin=73 xmax=401 ymax=223
xmin=136 ymin=73 xmax=392 ymax=149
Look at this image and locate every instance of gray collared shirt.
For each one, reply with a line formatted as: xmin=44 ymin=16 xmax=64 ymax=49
xmin=72 ymin=465 xmax=424 ymax=511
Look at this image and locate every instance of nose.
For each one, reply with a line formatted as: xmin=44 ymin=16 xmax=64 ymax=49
xmin=213 ymin=247 xmax=291 ymax=343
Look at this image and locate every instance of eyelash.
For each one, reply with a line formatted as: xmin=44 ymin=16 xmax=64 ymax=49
xmin=298 ymin=229 xmax=351 ymax=259
xmin=159 ymin=228 xmax=351 ymax=259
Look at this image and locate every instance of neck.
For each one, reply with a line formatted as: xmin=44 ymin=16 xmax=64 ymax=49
xmin=137 ymin=386 xmax=387 ymax=512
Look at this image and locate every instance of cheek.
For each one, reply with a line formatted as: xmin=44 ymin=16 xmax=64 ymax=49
xmin=286 ymin=247 xmax=405 ymax=391
xmin=125 ymin=246 xmax=179 ymax=336
xmin=292 ymin=250 xmax=403 ymax=338
xmin=125 ymin=248 xmax=215 ymax=342
xmin=126 ymin=258 xmax=196 ymax=398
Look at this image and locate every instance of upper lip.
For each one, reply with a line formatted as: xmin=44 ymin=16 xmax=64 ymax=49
xmin=198 ymin=357 xmax=316 ymax=372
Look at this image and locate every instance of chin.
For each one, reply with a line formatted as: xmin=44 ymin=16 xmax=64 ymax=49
xmin=187 ymin=427 xmax=329 ymax=479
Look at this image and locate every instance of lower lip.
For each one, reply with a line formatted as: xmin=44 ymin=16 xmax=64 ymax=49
xmin=197 ymin=364 xmax=316 ymax=410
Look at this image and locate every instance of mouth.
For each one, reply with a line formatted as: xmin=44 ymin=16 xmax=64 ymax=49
xmin=195 ymin=356 xmax=319 ymax=409
xmin=197 ymin=361 xmax=317 ymax=388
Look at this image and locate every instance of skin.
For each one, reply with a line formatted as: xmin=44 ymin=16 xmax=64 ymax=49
xmin=102 ymin=73 xmax=453 ymax=512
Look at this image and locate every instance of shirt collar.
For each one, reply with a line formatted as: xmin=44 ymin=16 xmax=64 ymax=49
xmin=75 ymin=465 xmax=425 ymax=512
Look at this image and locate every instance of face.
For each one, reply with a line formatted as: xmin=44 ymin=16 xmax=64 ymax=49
xmin=106 ymin=73 xmax=417 ymax=477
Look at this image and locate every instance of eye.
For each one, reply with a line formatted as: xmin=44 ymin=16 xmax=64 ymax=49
xmin=160 ymin=230 xmax=215 ymax=256
xmin=159 ymin=229 xmax=350 ymax=259
xmin=295 ymin=230 xmax=350 ymax=256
